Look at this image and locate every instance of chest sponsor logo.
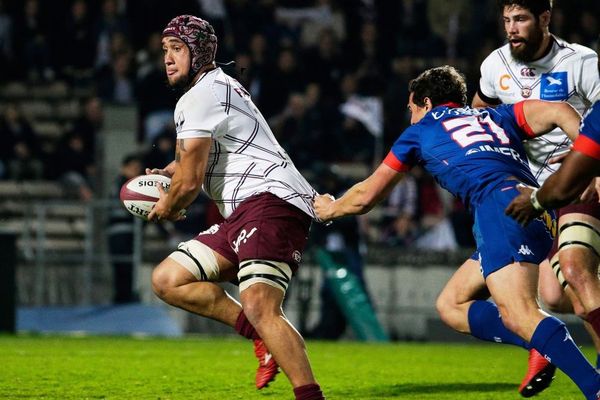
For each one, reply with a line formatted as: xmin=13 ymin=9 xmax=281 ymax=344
xmin=520 ymin=67 xmax=536 ymax=77
xmin=540 ymin=72 xmax=568 ymax=100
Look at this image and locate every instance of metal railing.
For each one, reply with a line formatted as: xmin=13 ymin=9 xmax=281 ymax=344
xmin=18 ymin=199 xmax=145 ymax=306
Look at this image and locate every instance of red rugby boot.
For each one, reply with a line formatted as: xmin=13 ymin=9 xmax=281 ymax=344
xmin=519 ymin=348 xmax=556 ymax=397
xmin=254 ymin=339 xmax=279 ymax=389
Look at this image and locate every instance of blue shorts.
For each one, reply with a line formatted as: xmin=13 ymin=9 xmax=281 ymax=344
xmin=470 ymin=184 xmax=556 ymax=278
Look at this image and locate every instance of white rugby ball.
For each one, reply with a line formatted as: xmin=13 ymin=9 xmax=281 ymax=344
xmin=120 ymin=174 xmax=172 ymax=220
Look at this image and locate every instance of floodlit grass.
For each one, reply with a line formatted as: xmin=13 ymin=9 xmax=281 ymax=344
xmin=0 ymin=335 xmax=590 ymax=399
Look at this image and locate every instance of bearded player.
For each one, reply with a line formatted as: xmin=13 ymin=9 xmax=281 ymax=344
xmin=146 ymin=15 xmax=325 ymax=400
xmin=436 ymin=0 xmax=600 ymax=397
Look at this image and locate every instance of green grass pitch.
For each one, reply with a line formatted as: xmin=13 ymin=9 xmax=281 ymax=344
xmin=0 ymin=335 xmax=590 ymax=399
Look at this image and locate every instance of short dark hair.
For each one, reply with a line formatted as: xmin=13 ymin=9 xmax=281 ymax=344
xmin=408 ymin=66 xmax=467 ymax=108
xmin=497 ymin=0 xmax=553 ymax=17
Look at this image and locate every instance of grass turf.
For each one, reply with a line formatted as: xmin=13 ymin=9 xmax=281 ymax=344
xmin=0 ymin=335 xmax=590 ymax=399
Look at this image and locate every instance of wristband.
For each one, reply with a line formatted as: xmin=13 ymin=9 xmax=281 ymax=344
xmin=530 ymin=188 xmax=545 ymax=211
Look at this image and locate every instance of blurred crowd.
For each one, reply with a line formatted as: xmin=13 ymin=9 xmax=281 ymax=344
xmin=0 ymin=0 xmax=599 ymax=249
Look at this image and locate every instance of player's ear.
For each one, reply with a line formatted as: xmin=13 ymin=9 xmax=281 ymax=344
xmin=424 ymin=97 xmax=433 ymax=112
xmin=539 ymin=10 xmax=551 ymax=29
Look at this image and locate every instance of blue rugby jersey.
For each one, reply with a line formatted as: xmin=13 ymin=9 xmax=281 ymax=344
xmin=384 ymin=102 xmax=539 ymax=209
xmin=573 ymin=101 xmax=600 ymax=160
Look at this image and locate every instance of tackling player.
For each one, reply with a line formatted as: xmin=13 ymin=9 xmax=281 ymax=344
xmin=507 ymin=102 xmax=600 ymax=342
xmin=507 ymin=101 xmax=600 ymax=220
xmin=146 ymin=15 xmax=324 ymax=400
xmin=314 ymin=65 xmax=600 ymax=400
xmin=442 ymin=0 xmax=600 ymax=396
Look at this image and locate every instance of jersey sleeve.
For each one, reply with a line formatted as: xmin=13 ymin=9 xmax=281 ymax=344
xmin=578 ymin=50 xmax=600 ymax=103
xmin=477 ymin=53 xmax=500 ymax=103
xmin=573 ymin=102 xmax=600 ymax=160
xmin=383 ymin=125 xmax=421 ymax=172
xmin=175 ymin=89 xmax=228 ymax=139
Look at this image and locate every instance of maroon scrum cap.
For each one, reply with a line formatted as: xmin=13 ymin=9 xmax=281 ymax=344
xmin=162 ymin=15 xmax=218 ymax=78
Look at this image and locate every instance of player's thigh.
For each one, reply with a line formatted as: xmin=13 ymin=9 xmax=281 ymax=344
xmin=154 ymin=238 xmax=238 ymax=287
xmin=438 ymin=257 xmax=488 ymax=307
xmin=557 ymin=212 xmax=600 ymax=278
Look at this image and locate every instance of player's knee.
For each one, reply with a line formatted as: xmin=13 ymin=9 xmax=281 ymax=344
xmin=151 ymin=264 xmax=175 ymax=301
xmin=435 ymin=292 xmax=452 ymax=322
xmin=571 ymin=300 xmax=588 ymax=319
xmin=435 ymin=288 xmax=462 ymax=328
xmin=239 ymin=259 xmax=291 ymax=326
xmin=560 ymin=260 xmax=587 ymax=290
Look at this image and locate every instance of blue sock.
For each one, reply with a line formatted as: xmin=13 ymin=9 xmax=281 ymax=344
xmin=531 ymin=316 xmax=600 ymax=400
xmin=467 ymin=300 xmax=529 ymax=349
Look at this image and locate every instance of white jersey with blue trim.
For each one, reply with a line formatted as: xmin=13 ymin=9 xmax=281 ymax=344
xmin=173 ymin=67 xmax=317 ymax=219
xmin=478 ymin=35 xmax=600 ymax=183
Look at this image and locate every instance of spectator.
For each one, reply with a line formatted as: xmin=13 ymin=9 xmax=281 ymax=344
xmin=0 ymin=103 xmax=42 ymax=180
xmin=135 ymin=32 xmax=177 ymax=144
xmin=380 ymin=172 xmax=418 ymax=246
xmin=61 ymin=0 xmax=96 ymax=73
xmin=95 ymin=0 xmax=130 ymax=70
xmin=97 ymin=52 xmax=135 ymax=105
xmin=52 ymin=131 xmax=95 ymax=201
xmin=17 ymin=0 xmax=53 ymax=81
xmin=0 ymin=0 xmax=15 ymax=81
xmin=303 ymin=28 xmax=344 ymax=105
xmin=259 ymin=48 xmax=305 ymax=118
xmin=68 ymin=97 xmax=104 ymax=156
xmin=108 ymin=153 xmax=143 ymax=303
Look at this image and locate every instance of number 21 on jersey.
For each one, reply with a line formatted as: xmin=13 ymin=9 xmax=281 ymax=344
xmin=443 ymin=115 xmax=510 ymax=147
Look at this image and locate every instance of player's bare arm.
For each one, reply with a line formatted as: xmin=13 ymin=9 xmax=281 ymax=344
xmin=471 ymin=92 xmax=495 ymax=108
xmin=506 ymin=152 xmax=600 ymax=225
xmin=521 ymin=100 xmax=582 ymax=140
xmin=314 ymin=163 xmax=404 ymax=221
xmin=148 ymin=137 xmax=211 ymax=221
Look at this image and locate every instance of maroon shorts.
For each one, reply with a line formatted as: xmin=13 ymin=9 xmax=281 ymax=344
xmin=195 ymin=192 xmax=312 ymax=272
xmin=548 ymin=203 xmax=600 ymax=259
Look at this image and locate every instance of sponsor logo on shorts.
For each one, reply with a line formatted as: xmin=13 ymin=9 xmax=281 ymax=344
xmin=292 ymin=250 xmax=302 ymax=263
xmin=518 ymin=244 xmax=533 ymax=256
xmin=199 ymin=224 xmax=220 ymax=235
xmin=233 ymin=227 xmax=257 ymax=253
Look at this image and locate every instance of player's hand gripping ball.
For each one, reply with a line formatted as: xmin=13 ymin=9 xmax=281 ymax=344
xmin=119 ymin=175 xmax=184 ymax=221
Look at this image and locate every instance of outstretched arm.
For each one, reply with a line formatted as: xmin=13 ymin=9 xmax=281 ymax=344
xmin=521 ymin=100 xmax=582 ymax=140
xmin=505 ymin=151 xmax=600 ymax=225
xmin=314 ymin=163 xmax=404 ymax=221
xmin=536 ymin=151 xmax=600 ymax=208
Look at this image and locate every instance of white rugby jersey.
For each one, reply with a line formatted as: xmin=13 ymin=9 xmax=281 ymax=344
xmin=478 ymin=36 xmax=600 ymax=183
xmin=173 ymin=68 xmax=317 ymax=219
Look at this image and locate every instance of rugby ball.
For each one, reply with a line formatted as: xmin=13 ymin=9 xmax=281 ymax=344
xmin=120 ymin=174 xmax=172 ymax=220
